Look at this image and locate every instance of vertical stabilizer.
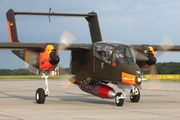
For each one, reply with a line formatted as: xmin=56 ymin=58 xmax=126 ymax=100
xmin=86 ymin=12 xmax=102 ymax=43
xmin=6 ymin=9 xmax=19 ymax=42
xmin=6 ymin=9 xmax=22 ymax=58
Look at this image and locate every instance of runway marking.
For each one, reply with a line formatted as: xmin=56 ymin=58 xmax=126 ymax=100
xmin=148 ymin=86 xmax=162 ymax=90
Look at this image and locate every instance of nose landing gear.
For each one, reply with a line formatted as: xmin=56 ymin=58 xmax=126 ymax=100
xmin=129 ymin=88 xmax=140 ymax=102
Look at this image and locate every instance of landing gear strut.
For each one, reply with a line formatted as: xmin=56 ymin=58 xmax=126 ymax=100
xmin=35 ymin=71 xmax=50 ymax=104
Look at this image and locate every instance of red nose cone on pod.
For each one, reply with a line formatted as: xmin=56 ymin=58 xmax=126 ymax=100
xmin=79 ymin=83 xmax=116 ymax=99
xmin=97 ymin=85 xmax=116 ymax=98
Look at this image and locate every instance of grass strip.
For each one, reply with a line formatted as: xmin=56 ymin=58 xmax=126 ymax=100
xmin=0 ymin=75 xmax=73 ymax=80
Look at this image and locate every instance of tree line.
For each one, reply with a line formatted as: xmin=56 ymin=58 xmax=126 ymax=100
xmin=144 ymin=62 xmax=180 ymax=74
xmin=0 ymin=67 xmax=71 ymax=76
xmin=1 ymin=62 xmax=180 ymax=75
xmin=0 ymin=68 xmax=35 ymax=75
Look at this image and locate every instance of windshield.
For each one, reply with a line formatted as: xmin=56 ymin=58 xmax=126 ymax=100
xmin=93 ymin=43 xmax=135 ymax=66
xmin=112 ymin=46 xmax=135 ymax=65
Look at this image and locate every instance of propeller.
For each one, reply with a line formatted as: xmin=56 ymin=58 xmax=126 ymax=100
xmin=63 ymin=72 xmax=91 ymax=88
xmin=144 ymin=36 xmax=175 ymax=90
xmin=63 ymin=78 xmax=77 ymax=88
xmin=136 ymin=36 xmax=174 ymax=61
xmin=155 ymin=35 xmax=175 ymax=57
xmin=25 ymin=62 xmax=39 ymax=74
xmin=24 ymin=50 xmax=39 ymax=74
xmin=25 ymin=30 xmax=76 ymax=73
xmin=149 ymin=35 xmax=174 ymax=73
xmin=57 ymin=30 xmax=76 ymax=54
xmin=135 ymin=50 xmax=148 ymax=61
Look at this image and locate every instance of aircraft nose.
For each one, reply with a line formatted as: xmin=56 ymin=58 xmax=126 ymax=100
xmin=121 ymin=71 xmax=142 ymax=85
xmin=49 ymin=53 xmax=60 ymax=65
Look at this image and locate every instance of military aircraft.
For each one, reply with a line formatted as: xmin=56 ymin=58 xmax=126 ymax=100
xmin=0 ymin=9 xmax=180 ymax=106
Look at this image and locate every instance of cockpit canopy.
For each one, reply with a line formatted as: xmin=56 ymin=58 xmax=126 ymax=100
xmin=93 ymin=42 xmax=136 ymax=66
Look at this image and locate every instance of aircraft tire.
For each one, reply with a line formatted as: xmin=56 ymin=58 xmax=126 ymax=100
xmin=35 ymin=88 xmax=46 ymax=104
xmin=115 ymin=92 xmax=124 ymax=106
xmin=130 ymin=88 xmax=140 ymax=102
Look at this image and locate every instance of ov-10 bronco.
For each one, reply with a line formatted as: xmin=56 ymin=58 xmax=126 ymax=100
xmin=0 ymin=8 xmax=180 ymax=106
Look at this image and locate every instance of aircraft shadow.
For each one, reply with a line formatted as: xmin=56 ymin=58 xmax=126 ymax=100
xmin=0 ymin=90 xmax=117 ymax=106
xmin=0 ymin=91 xmax=34 ymax=100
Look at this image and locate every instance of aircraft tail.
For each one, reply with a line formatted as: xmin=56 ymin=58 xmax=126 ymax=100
xmin=6 ymin=9 xmax=19 ymax=42
xmin=6 ymin=9 xmax=23 ymax=59
xmin=6 ymin=9 xmax=102 ymax=43
xmin=85 ymin=12 xmax=102 ymax=43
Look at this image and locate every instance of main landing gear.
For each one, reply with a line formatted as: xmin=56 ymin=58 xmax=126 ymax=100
xmin=115 ymin=85 xmax=140 ymax=106
xmin=115 ymin=92 xmax=126 ymax=106
xmin=35 ymin=71 xmax=50 ymax=104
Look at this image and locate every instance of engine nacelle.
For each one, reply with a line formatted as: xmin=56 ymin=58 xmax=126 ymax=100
xmin=78 ymin=83 xmax=116 ymax=99
xmin=136 ymin=45 xmax=157 ymax=70
xmin=22 ymin=50 xmax=60 ymax=71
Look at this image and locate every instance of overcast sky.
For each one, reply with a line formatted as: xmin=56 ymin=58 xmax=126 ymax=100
xmin=1 ymin=0 xmax=180 ymax=69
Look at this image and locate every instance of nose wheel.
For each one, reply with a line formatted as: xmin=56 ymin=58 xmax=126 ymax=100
xmin=129 ymin=88 xmax=140 ymax=102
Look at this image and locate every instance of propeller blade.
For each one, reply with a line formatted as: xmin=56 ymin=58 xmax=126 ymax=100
xmin=146 ymin=65 xmax=162 ymax=90
xmin=63 ymin=78 xmax=76 ymax=88
xmin=149 ymin=65 xmax=158 ymax=74
xmin=58 ymin=30 xmax=76 ymax=54
xmin=63 ymin=72 xmax=91 ymax=88
xmin=24 ymin=50 xmax=39 ymax=74
xmin=155 ymin=35 xmax=175 ymax=57
xmin=25 ymin=63 xmax=39 ymax=74
xmin=135 ymin=50 xmax=148 ymax=61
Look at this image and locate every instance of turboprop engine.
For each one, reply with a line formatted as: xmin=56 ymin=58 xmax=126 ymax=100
xmin=78 ymin=83 xmax=116 ymax=99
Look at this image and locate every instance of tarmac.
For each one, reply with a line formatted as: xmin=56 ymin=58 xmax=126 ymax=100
xmin=0 ymin=80 xmax=180 ymax=120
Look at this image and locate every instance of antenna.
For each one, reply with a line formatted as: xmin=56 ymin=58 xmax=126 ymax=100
xmin=49 ymin=8 xmax=51 ymax=23
xmin=128 ymin=18 xmax=129 ymax=41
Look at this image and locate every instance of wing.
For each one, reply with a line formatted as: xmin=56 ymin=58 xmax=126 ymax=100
xmin=131 ymin=44 xmax=180 ymax=52
xmin=0 ymin=42 xmax=92 ymax=51
xmin=0 ymin=42 xmax=46 ymax=50
xmin=131 ymin=44 xmax=180 ymax=70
